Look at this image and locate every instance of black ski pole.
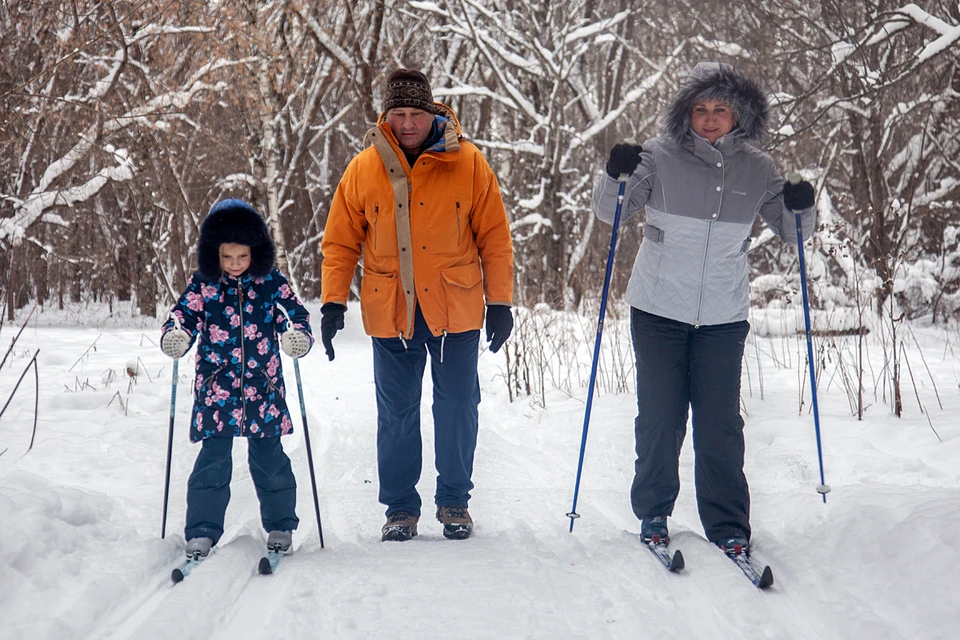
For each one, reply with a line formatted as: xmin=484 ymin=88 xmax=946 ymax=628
xmin=568 ymin=142 xmax=635 ymax=531
xmin=279 ymin=305 xmax=325 ymax=548
xmin=292 ymin=357 xmax=325 ymax=548
xmin=787 ymin=172 xmax=830 ymax=502
xmin=161 ymin=314 xmax=185 ymax=539
xmin=161 ymin=356 xmax=178 ymax=539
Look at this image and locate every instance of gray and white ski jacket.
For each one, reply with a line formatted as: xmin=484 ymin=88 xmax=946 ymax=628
xmin=593 ymin=64 xmax=816 ymax=327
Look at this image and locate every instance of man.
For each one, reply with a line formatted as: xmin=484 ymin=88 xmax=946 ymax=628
xmin=320 ymin=69 xmax=514 ymax=541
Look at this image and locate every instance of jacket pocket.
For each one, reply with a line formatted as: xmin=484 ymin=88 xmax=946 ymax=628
xmin=196 ymin=364 xmax=227 ymax=400
xmin=644 ymin=223 xmax=665 ymax=243
xmin=365 ymin=201 xmax=398 ymax=257
xmin=440 ymin=262 xmax=484 ymax=333
xmin=418 ymin=191 xmax=464 ymax=254
xmin=360 ymin=269 xmax=401 ymax=337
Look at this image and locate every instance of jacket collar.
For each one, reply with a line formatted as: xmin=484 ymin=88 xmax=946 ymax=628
xmin=684 ymin=128 xmax=745 ymax=161
xmin=373 ymin=102 xmax=463 ymax=161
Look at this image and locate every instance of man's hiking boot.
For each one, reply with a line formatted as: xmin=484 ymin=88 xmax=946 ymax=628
xmin=381 ymin=511 xmax=419 ymax=542
xmin=716 ymin=536 xmax=750 ymax=556
xmin=436 ymin=506 xmax=473 ymax=540
xmin=640 ymin=516 xmax=669 ymax=544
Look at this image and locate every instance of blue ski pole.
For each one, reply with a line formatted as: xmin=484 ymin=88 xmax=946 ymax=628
xmin=279 ymin=306 xmax=325 ymax=548
xmin=568 ymin=150 xmax=633 ymax=532
xmin=787 ymin=172 xmax=829 ymax=503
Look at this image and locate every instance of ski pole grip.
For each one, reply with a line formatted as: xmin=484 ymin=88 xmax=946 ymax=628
xmin=618 ymin=137 xmax=641 ymax=182
xmin=786 ymin=172 xmax=802 ymax=185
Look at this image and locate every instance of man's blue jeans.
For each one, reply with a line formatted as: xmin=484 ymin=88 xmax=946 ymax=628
xmin=372 ymin=306 xmax=481 ymax=518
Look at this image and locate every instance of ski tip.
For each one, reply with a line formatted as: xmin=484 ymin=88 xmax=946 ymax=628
xmin=758 ymin=565 xmax=774 ymax=589
xmin=670 ymin=550 xmax=685 ymax=572
xmin=171 ymin=568 xmax=185 ymax=584
xmin=258 ymin=556 xmax=273 ymax=575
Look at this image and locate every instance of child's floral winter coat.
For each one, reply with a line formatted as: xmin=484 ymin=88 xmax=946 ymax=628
xmin=161 ymin=269 xmax=313 ymax=442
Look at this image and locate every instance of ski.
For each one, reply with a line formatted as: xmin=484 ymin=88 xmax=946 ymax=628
xmin=725 ymin=548 xmax=774 ymax=589
xmin=171 ymin=556 xmax=206 ymax=583
xmin=640 ymin=535 xmax=684 ymax=572
xmin=257 ymin=550 xmax=284 ymax=575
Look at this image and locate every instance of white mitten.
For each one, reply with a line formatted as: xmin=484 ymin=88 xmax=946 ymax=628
xmin=161 ymin=329 xmax=191 ymax=359
xmin=280 ymin=330 xmax=311 ymax=358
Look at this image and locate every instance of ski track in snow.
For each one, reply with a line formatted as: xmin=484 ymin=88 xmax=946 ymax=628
xmin=1 ymin=312 xmax=959 ymax=639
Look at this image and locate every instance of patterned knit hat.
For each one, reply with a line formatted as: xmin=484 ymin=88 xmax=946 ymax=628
xmin=383 ymin=69 xmax=436 ymax=113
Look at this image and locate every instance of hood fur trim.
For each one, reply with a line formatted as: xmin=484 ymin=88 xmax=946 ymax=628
xmin=197 ymin=199 xmax=276 ymax=280
xmin=663 ymin=62 xmax=769 ymax=146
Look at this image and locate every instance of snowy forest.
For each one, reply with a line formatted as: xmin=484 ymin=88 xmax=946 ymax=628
xmin=3 ymin=4 xmax=960 ymax=637
xmin=2 ymin=0 xmax=959 ymax=323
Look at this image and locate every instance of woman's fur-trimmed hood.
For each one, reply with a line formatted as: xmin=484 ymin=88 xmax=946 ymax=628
xmin=662 ymin=62 xmax=769 ymax=146
xmin=197 ymin=199 xmax=276 ymax=280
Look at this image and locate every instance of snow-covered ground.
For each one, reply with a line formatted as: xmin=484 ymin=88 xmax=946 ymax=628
xmin=1 ymin=302 xmax=958 ymax=640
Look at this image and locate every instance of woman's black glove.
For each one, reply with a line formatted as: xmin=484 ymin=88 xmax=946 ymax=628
xmin=605 ymin=143 xmax=643 ymax=179
xmin=783 ymin=180 xmax=815 ymax=210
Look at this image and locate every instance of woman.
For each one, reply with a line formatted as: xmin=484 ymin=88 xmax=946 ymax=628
xmin=593 ymin=62 xmax=816 ymax=555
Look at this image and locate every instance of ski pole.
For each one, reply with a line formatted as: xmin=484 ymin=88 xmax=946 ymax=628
xmin=568 ymin=144 xmax=634 ymax=532
xmin=279 ymin=305 xmax=325 ymax=548
xmin=161 ymin=314 xmax=183 ymax=539
xmin=787 ymin=172 xmax=829 ymax=503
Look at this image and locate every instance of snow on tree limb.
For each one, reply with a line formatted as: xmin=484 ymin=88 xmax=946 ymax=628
xmin=297 ymin=9 xmax=355 ymax=72
xmin=1 ymin=158 xmax=134 ymax=245
xmin=3 ymin=51 xmax=243 ymax=247
xmin=868 ymin=4 xmax=960 ymax=63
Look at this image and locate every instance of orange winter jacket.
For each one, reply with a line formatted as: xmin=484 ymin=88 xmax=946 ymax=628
xmin=321 ymin=104 xmax=514 ymax=339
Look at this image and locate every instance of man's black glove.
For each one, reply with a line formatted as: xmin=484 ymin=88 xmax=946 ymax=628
xmin=783 ymin=180 xmax=815 ymax=211
xmin=320 ymin=302 xmax=346 ymax=361
xmin=485 ymin=305 xmax=513 ymax=354
xmin=605 ymin=143 xmax=643 ymax=179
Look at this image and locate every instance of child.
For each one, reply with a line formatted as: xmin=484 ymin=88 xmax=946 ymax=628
xmin=160 ymin=199 xmax=314 ymax=559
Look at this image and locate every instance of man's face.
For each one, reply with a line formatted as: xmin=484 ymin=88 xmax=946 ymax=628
xmin=690 ymin=99 xmax=736 ymax=144
xmin=386 ymin=108 xmax=434 ymax=153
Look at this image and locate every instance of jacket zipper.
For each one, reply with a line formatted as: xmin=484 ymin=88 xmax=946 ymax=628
xmin=237 ymin=279 xmax=247 ymax=429
xmin=262 ymin=370 xmax=277 ymax=393
xmin=456 ymin=199 xmax=462 ymax=246
xmin=696 ymin=147 xmax=725 ymax=328
xmin=373 ymin=204 xmax=379 ymax=250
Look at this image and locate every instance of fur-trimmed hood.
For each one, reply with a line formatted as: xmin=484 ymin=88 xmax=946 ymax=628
xmin=662 ymin=62 xmax=769 ymax=147
xmin=197 ymin=199 xmax=276 ymax=280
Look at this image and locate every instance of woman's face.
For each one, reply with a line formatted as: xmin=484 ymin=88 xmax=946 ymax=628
xmin=219 ymin=243 xmax=251 ymax=277
xmin=690 ymin=100 xmax=736 ymax=144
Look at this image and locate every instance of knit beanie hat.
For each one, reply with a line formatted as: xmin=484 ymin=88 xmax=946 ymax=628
xmin=196 ymin=199 xmax=276 ymax=280
xmin=383 ymin=69 xmax=436 ymax=113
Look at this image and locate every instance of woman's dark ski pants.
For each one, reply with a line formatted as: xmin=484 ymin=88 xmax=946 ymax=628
xmin=184 ymin=436 xmax=299 ymax=544
xmin=630 ymin=307 xmax=751 ymax=542
xmin=372 ymin=305 xmax=480 ymax=518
